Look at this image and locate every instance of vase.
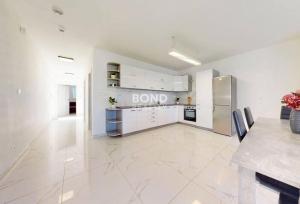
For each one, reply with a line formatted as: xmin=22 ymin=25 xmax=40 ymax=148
xmin=111 ymin=104 xmax=116 ymax=109
xmin=290 ymin=109 xmax=300 ymax=134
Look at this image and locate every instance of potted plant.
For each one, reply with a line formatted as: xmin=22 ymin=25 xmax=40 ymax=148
xmin=175 ymin=97 xmax=180 ymax=105
xmin=109 ymin=97 xmax=117 ymax=108
xmin=282 ymin=89 xmax=300 ymax=134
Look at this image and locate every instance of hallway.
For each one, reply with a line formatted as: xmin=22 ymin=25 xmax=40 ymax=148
xmin=0 ymin=117 xmax=239 ymax=204
xmin=0 ymin=117 xmax=88 ymax=203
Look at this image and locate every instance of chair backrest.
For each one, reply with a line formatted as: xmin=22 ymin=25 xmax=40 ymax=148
xmin=244 ymin=107 xmax=254 ymax=128
xmin=233 ymin=110 xmax=247 ymax=142
xmin=280 ymin=106 xmax=291 ymax=120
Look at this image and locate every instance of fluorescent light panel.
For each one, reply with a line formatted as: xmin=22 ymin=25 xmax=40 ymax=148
xmin=169 ymin=50 xmax=201 ymax=66
xmin=58 ymin=56 xmax=74 ymax=63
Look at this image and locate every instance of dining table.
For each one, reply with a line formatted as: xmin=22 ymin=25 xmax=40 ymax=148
xmin=232 ymin=117 xmax=300 ymax=204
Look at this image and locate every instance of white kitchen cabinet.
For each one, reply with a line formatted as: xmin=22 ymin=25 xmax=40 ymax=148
xmin=122 ymin=108 xmax=138 ymax=134
xmin=171 ymin=106 xmax=178 ymax=123
xmin=148 ymin=107 xmax=159 ymax=128
xmin=120 ymin=64 xmax=146 ymax=89
xmin=178 ymin=105 xmax=184 ymax=122
xmin=120 ymin=64 xmax=189 ymax=92
xmin=122 ymin=105 xmax=180 ymax=134
xmin=173 ymin=75 xmax=190 ymax=92
xmin=196 ymin=69 xmax=219 ymax=129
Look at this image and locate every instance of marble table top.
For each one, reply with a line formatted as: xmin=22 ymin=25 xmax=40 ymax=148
xmin=232 ymin=118 xmax=300 ymax=188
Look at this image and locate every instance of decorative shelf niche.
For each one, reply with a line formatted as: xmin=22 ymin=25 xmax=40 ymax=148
xmin=107 ymin=63 xmax=120 ymax=88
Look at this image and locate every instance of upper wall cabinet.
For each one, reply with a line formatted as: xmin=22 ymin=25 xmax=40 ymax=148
xmin=116 ymin=64 xmax=190 ymax=92
xmin=173 ymin=75 xmax=189 ymax=92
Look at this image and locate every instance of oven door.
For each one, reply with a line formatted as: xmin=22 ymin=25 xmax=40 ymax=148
xmin=184 ymin=109 xmax=196 ymax=122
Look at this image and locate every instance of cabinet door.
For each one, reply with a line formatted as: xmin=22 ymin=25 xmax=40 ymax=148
xmin=122 ymin=109 xmax=137 ymax=134
xmin=173 ymin=75 xmax=189 ymax=91
xmin=178 ymin=106 xmax=184 ymax=122
xmin=171 ymin=106 xmax=178 ymax=123
xmin=164 ymin=75 xmax=173 ymax=91
xmin=149 ymin=107 xmax=158 ymax=127
xmin=136 ymin=108 xmax=149 ymax=130
xmin=120 ymin=65 xmax=144 ymax=89
xmin=173 ymin=76 xmax=183 ymax=91
xmin=196 ymin=70 xmax=214 ymax=128
xmin=181 ymin=75 xmax=189 ymax=91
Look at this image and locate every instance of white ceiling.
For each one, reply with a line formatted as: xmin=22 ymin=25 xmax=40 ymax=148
xmin=6 ymin=0 xmax=300 ymax=70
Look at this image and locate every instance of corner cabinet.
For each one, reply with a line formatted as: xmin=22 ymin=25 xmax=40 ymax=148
xmin=116 ymin=63 xmax=190 ymax=92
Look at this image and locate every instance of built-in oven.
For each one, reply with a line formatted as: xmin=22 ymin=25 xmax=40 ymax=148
xmin=184 ymin=106 xmax=196 ymax=122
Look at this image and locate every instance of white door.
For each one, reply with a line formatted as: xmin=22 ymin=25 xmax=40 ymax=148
xmin=57 ymin=85 xmax=70 ymax=117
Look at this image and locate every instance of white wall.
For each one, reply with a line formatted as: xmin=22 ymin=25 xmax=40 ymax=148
xmin=57 ymin=85 xmax=71 ymax=117
xmin=181 ymin=38 xmax=300 ymax=119
xmin=0 ymin=2 xmax=53 ymax=177
xmin=92 ymin=49 xmax=179 ymax=136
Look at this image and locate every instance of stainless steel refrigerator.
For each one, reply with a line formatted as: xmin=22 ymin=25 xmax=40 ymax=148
xmin=213 ymin=76 xmax=237 ymax=136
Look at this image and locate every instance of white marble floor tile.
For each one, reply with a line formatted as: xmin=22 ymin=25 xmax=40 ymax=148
xmin=3 ymin=182 xmax=62 ymax=204
xmin=192 ymin=156 xmax=239 ymax=202
xmin=0 ymin=117 xmax=240 ymax=204
xmin=170 ymin=182 xmax=221 ymax=204
xmin=61 ymin=164 xmax=139 ymax=204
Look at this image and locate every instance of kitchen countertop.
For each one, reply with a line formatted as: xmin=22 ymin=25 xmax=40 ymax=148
xmin=110 ymin=104 xmax=196 ymax=110
xmin=231 ymin=117 xmax=300 ymax=188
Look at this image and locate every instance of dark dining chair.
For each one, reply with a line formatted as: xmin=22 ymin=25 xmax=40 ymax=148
xmin=256 ymin=172 xmax=299 ymax=204
xmin=244 ymin=107 xmax=254 ymax=129
xmin=280 ymin=106 xmax=291 ymax=120
xmin=233 ymin=109 xmax=247 ymax=142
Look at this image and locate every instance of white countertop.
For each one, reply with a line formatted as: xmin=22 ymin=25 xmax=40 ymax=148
xmin=232 ymin=118 xmax=300 ymax=188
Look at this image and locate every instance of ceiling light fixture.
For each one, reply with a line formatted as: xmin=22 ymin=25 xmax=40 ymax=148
xmin=64 ymin=72 xmax=75 ymax=75
xmin=169 ymin=49 xmax=201 ymax=66
xmin=58 ymin=25 xmax=65 ymax=32
xmin=58 ymin=56 xmax=74 ymax=63
xmin=52 ymin=6 xmax=64 ymax=15
xmin=169 ymin=36 xmax=202 ymax=66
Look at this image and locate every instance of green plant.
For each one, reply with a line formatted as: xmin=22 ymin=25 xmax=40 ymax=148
xmin=109 ymin=97 xmax=117 ymax=105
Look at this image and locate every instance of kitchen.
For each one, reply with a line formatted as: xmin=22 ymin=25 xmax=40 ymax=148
xmin=91 ymin=44 xmax=300 ymax=203
xmin=105 ymin=66 xmax=235 ymax=137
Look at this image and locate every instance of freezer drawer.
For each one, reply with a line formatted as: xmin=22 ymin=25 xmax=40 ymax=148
xmin=213 ymin=105 xmax=232 ymax=136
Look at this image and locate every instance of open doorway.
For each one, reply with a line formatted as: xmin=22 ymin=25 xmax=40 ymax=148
xmin=57 ymin=85 xmax=77 ymax=117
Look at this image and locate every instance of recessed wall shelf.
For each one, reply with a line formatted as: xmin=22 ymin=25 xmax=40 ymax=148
xmin=107 ymin=63 xmax=120 ymax=87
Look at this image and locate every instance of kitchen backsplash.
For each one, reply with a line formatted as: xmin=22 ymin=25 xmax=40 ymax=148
xmin=104 ymin=88 xmax=178 ymax=106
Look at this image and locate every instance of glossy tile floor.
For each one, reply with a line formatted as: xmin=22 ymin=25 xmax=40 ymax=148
xmin=0 ymin=117 xmax=240 ymax=204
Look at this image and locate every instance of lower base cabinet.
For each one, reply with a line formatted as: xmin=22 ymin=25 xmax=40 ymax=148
xmin=122 ymin=106 xmax=179 ymax=134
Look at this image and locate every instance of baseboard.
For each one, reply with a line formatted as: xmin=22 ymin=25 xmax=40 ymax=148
xmin=104 ymin=122 xmax=214 ymax=138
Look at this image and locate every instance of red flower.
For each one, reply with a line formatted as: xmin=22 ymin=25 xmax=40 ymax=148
xmin=282 ymin=92 xmax=300 ymax=110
